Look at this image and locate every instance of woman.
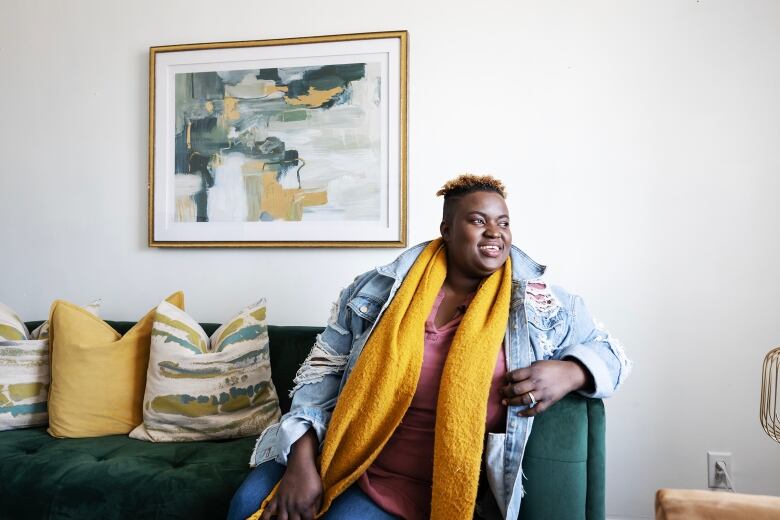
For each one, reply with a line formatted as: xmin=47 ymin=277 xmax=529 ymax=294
xmin=228 ymin=175 xmax=631 ymax=520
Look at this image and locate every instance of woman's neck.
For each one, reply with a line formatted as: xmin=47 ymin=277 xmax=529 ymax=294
xmin=443 ymin=271 xmax=481 ymax=296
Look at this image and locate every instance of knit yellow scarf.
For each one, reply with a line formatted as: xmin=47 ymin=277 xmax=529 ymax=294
xmin=249 ymin=239 xmax=512 ymax=520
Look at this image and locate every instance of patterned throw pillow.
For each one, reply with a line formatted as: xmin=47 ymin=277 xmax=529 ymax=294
xmin=129 ymin=300 xmax=281 ymax=442
xmin=0 ymin=303 xmax=29 ymax=341
xmin=0 ymin=301 xmax=100 ymax=431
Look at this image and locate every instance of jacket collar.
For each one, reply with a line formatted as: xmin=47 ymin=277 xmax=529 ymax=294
xmin=375 ymin=240 xmax=546 ymax=283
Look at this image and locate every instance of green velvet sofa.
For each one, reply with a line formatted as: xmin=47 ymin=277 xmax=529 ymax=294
xmin=0 ymin=321 xmax=605 ymax=520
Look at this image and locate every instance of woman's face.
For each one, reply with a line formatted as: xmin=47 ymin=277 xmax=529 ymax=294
xmin=440 ymin=190 xmax=512 ymax=279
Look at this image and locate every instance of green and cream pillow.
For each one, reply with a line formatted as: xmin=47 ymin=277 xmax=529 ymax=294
xmin=0 ymin=300 xmax=100 ymax=431
xmin=0 ymin=303 xmax=30 ymax=341
xmin=130 ymin=299 xmax=281 ymax=442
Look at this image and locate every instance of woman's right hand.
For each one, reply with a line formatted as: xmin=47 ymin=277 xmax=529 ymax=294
xmin=261 ymin=429 xmax=322 ymax=520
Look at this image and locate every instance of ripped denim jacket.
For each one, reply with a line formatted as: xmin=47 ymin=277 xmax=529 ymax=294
xmin=250 ymin=241 xmax=631 ymax=520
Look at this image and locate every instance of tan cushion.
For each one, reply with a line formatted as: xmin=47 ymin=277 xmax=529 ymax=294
xmin=656 ymin=488 xmax=780 ymax=520
xmin=47 ymin=292 xmax=184 ymax=438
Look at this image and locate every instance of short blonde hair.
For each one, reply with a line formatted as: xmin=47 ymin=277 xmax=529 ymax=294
xmin=437 ymin=174 xmax=507 ymax=224
xmin=436 ymin=174 xmax=507 ymax=199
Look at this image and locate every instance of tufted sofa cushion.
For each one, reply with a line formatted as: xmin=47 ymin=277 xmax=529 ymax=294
xmin=0 ymin=427 xmax=255 ymax=519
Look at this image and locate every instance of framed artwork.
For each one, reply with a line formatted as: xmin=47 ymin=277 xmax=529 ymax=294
xmin=148 ymin=31 xmax=407 ymax=247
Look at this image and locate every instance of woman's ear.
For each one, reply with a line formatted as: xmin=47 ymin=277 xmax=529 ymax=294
xmin=440 ymin=220 xmax=450 ymax=242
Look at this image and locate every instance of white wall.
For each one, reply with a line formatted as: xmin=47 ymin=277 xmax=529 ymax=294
xmin=2 ymin=1 xmax=780 ymax=518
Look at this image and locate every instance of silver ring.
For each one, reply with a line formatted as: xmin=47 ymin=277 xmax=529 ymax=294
xmin=527 ymin=392 xmax=537 ymax=408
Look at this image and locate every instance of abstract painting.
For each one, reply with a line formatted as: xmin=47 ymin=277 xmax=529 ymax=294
xmin=149 ymin=32 xmax=407 ymax=247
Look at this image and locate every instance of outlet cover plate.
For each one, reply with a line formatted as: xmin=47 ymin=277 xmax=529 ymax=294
xmin=707 ymin=451 xmax=733 ymax=489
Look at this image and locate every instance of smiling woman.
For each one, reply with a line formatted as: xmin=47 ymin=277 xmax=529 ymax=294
xmin=438 ymin=176 xmax=512 ymax=296
xmin=228 ymin=174 xmax=632 ymax=520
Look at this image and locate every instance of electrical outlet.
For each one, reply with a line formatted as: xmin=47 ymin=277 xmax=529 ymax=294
xmin=707 ymin=451 xmax=733 ymax=489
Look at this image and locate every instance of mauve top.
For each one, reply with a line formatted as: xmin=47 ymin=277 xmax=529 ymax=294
xmin=357 ymin=288 xmax=508 ymax=520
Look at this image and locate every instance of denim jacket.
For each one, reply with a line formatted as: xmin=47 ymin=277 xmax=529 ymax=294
xmin=250 ymin=241 xmax=631 ymax=519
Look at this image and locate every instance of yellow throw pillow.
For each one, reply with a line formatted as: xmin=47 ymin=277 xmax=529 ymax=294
xmin=47 ymin=292 xmax=184 ymax=438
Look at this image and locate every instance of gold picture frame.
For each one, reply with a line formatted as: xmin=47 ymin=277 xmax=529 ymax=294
xmin=149 ymin=31 xmax=407 ymax=248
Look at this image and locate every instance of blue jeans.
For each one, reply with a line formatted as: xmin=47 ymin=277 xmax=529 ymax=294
xmin=227 ymin=461 xmax=399 ymax=520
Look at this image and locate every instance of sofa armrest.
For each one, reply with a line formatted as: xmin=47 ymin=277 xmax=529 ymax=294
xmin=519 ymin=394 xmax=605 ymax=520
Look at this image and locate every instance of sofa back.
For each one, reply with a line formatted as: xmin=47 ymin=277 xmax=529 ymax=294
xmin=24 ymin=320 xmax=320 ymax=414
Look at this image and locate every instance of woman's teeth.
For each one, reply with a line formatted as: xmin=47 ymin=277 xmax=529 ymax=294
xmin=479 ymin=246 xmax=501 ymax=255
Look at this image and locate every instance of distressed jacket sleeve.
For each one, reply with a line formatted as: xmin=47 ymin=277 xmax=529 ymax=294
xmin=250 ymin=281 xmax=357 ymax=467
xmin=277 ymin=282 xmax=357 ymax=463
xmin=553 ymin=293 xmax=632 ymax=399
